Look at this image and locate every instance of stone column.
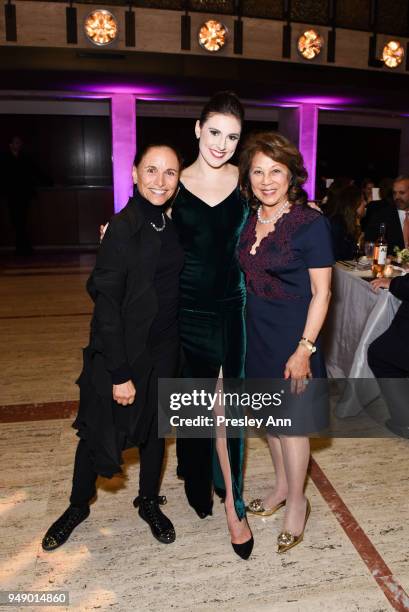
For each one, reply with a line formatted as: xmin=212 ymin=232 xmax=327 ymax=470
xmin=111 ymin=94 xmax=136 ymax=212
xmin=279 ymin=104 xmax=319 ymax=200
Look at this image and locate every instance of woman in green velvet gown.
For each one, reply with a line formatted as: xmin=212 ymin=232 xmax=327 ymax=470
xmin=173 ymin=92 xmax=253 ymax=557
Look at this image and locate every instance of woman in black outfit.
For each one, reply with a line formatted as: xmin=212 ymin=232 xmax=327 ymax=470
xmin=324 ymin=185 xmax=363 ymax=261
xmin=42 ymin=143 xmax=184 ymax=550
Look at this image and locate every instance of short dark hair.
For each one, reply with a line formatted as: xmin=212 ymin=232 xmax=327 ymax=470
xmin=199 ymin=91 xmax=244 ymax=127
xmin=239 ymin=131 xmax=308 ymax=208
xmin=133 ymin=142 xmax=183 ymax=169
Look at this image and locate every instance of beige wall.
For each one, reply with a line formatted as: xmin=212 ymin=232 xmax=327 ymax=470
xmin=1 ymin=2 xmax=408 ymax=76
xmin=336 ymin=29 xmax=371 ymax=70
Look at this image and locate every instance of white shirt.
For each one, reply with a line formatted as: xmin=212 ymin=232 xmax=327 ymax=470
xmin=398 ymin=208 xmax=409 ymax=230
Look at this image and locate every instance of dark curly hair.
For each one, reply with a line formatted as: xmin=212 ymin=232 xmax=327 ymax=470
xmin=239 ymin=131 xmax=308 ymax=209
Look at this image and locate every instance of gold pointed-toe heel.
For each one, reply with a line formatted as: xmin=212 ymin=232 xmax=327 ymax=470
xmin=277 ymin=498 xmax=311 ymax=554
xmin=246 ymin=497 xmax=286 ymax=517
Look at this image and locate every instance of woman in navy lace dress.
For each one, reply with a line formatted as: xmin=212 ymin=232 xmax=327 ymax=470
xmin=238 ymin=132 xmax=333 ymax=553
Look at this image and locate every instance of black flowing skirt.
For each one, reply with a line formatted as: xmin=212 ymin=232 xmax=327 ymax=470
xmin=73 ymin=337 xmax=181 ymax=478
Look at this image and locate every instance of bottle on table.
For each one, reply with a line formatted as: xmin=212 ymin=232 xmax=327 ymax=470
xmin=372 ymin=223 xmax=388 ymax=278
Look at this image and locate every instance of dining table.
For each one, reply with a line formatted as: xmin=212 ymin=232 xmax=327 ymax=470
xmin=323 ymin=262 xmax=402 ymax=417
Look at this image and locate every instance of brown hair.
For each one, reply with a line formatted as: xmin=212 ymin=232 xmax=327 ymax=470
xmin=239 ymin=131 xmax=308 ymax=209
xmin=199 ymin=91 xmax=244 ymax=127
xmin=325 ymin=185 xmax=361 ymax=239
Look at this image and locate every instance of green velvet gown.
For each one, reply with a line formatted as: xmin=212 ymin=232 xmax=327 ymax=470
xmin=172 ymin=182 xmax=249 ymax=519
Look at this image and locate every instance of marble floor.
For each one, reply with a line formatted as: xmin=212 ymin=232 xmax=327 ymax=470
xmin=1 ymin=254 xmax=409 ymax=612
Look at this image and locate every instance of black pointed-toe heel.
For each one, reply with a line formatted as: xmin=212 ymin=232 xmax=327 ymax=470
xmin=42 ymin=505 xmax=90 ymax=551
xmin=229 ymin=513 xmax=254 ymax=560
xmin=224 ymin=503 xmax=254 ymax=560
xmin=232 ymin=533 xmax=254 ymax=560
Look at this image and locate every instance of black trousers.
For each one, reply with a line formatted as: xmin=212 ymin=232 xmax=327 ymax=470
xmin=71 ymin=335 xmax=180 ymax=507
xmin=368 ymin=320 xmax=409 ymax=427
xmin=70 ymin=423 xmax=165 ymax=507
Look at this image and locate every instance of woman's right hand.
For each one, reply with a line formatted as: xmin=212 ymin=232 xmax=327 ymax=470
xmin=113 ymin=380 xmax=136 ymax=405
xmin=284 ymin=346 xmax=312 ymax=395
xmin=99 ymin=223 xmax=108 ymax=243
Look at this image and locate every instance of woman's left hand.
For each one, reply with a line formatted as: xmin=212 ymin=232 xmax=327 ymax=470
xmin=284 ymin=346 xmax=312 ymax=394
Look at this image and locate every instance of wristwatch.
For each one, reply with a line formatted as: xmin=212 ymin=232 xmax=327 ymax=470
xmin=298 ymin=337 xmax=317 ymax=354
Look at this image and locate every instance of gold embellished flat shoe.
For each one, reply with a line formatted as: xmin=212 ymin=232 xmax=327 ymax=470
xmin=246 ymin=498 xmax=286 ymax=517
xmin=277 ymin=499 xmax=311 ymax=554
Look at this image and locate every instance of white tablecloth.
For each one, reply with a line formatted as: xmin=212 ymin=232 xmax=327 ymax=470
xmin=323 ymin=264 xmax=402 ymax=416
xmin=324 ymin=265 xmax=401 ymax=378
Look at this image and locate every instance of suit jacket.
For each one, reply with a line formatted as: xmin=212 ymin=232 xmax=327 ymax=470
xmin=364 ymin=204 xmax=404 ymax=253
xmin=84 ymin=196 xmax=161 ymax=394
xmin=361 ymin=198 xmax=391 ymax=232
xmin=390 ymin=274 xmax=409 ymax=321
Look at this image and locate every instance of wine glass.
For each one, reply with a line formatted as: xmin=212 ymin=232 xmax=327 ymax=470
xmin=364 ymin=242 xmax=375 ymax=259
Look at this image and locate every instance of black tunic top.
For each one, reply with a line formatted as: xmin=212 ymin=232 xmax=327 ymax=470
xmin=112 ymin=189 xmax=184 ymax=383
xmin=74 ymin=191 xmax=184 ymax=476
xmin=136 ymin=191 xmax=184 ymax=344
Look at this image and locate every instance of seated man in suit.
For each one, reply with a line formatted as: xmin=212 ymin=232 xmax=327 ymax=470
xmin=368 ymin=273 xmax=409 ymax=438
xmin=360 ymin=178 xmax=393 ymax=233
xmin=364 ymin=175 xmax=409 ymax=253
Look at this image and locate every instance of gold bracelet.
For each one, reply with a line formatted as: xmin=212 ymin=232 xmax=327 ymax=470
xmin=298 ymin=338 xmax=316 ymax=354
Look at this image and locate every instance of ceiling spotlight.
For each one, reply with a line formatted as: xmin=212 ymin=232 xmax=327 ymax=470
xmin=297 ymin=29 xmax=323 ymax=60
xmin=198 ymin=19 xmax=228 ymax=52
xmin=84 ymin=9 xmax=118 ymax=46
xmin=382 ymin=40 xmax=404 ymax=69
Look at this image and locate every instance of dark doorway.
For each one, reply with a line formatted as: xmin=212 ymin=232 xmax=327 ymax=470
xmin=317 ymin=124 xmax=401 ymax=184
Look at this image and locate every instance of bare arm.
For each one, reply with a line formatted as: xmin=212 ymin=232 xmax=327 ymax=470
xmin=284 ymin=267 xmax=332 ymax=391
xmin=301 ymin=267 xmax=332 ymax=343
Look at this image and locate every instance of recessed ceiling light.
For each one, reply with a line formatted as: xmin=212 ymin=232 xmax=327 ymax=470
xmin=297 ymin=29 xmax=323 ymax=60
xmin=84 ymin=10 xmax=118 ymax=46
xmin=198 ymin=19 xmax=228 ymax=52
xmin=382 ymin=40 xmax=404 ymax=69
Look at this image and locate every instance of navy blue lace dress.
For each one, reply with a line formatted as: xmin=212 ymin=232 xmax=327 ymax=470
xmin=238 ymin=205 xmax=334 ymax=434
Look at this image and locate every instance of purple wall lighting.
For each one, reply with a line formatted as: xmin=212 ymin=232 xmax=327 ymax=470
xmin=75 ymin=83 xmax=165 ymax=96
xmin=282 ymin=95 xmax=356 ymax=106
xmin=278 ymin=103 xmax=319 ymax=200
xmin=111 ymin=94 xmax=137 ymax=212
xmin=298 ymin=104 xmax=319 ymax=201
